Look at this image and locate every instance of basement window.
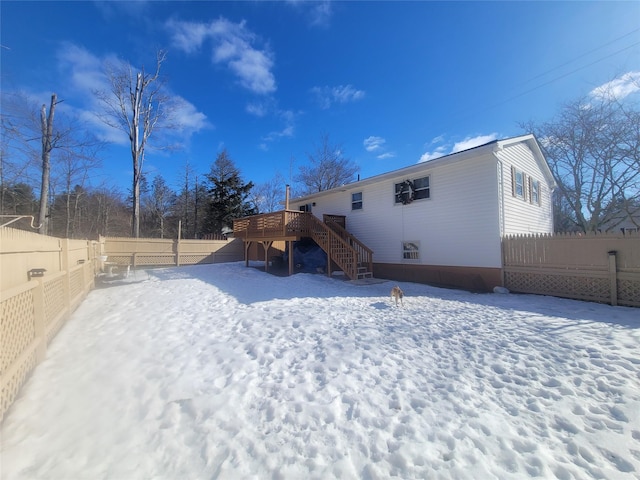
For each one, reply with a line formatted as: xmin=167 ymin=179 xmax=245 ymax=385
xmin=352 ymin=192 xmax=363 ymax=210
xmin=402 ymin=241 xmax=420 ymax=260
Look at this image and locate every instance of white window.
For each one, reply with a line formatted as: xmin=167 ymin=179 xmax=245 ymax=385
xmin=413 ymin=176 xmax=430 ymax=200
xmin=394 ymin=176 xmax=430 ymax=204
xmin=529 ymin=178 xmax=540 ymax=205
xmin=513 ymin=168 xmax=525 ymax=199
xmin=352 ymin=192 xmax=363 ymax=210
xmin=402 ymin=241 xmax=420 ymax=260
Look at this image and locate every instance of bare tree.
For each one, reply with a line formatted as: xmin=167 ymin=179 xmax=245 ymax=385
xmin=521 ymin=87 xmax=640 ymax=232
xmin=1 ymin=91 xmax=102 ymax=235
xmin=52 ymin=146 xmax=102 ymax=238
xmin=252 ymin=172 xmax=287 ymax=213
xmin=296 ymin=133 xmax=359 ymax=194
xmin=142 ymin=174 xmax=176 ymax=238
xmin=1 ymin=92 xmax=45 ymax=220
xmin=38 ymin=94 xmax=58 ymax=234
xmin=95 ymin=50 xmax=170 ymax=238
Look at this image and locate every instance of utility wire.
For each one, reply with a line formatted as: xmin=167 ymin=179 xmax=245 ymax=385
xmin=446 ymin=38 xmax=640 ymax=127
xmin=516 ymin=27 xmax=640 ymax=89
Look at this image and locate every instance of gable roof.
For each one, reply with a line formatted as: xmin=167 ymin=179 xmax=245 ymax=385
xmin=292 ymin=134 xmax=556 ymax=204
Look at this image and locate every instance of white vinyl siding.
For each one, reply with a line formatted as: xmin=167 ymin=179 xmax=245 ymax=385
xmin=499 ymin=143 xmax=553 ymax=234
xmin=290 ymin=136 xmax=554 ymax=270
xmin=294 ymin=153 xmax=502 ymax=268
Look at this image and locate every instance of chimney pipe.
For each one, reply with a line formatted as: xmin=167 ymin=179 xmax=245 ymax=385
xmin=285 ymin=184 xmax=290 ymax=210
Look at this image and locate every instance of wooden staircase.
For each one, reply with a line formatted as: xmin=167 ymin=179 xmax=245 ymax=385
xmin=305 ymin=214 xmax=373 ymax=281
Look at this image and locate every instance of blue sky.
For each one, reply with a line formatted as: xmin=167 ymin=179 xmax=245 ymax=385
xmin=2 ymin=1 xmax=639 ymax=196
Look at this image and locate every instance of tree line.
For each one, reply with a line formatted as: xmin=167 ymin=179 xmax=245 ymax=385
xmin=1 ymin=48 xmax=638 ymax=238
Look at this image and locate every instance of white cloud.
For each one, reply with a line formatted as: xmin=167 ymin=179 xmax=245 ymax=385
xmin=419 ymin=133 xmax=498 ymax=163
xmin=377 ymin=152 xmax=396 ymax=160
xmin=57 ymin=42 xmax=111 ymax=94
xmin=309 ymin=1 xmax=333 ymax=27
xmin=284 ymin=0 xmax=333 ymax=27
xmin=589 ymin=71 xmax=640 ymax=101
xmin=311 ymin=84 xmax=365 ymax=109
xmin=332 ymin=85 xmax=365 ymax=103
xmin=419 ymin=148 xmax=447 ymax=163
xmin=167 ymin=18 xmax=276 ymax=95
xmin=246 ymin=102 xmax=268 ymax=117
xmin=165 ymin=20 xmax=211 ymax=54
xmin=262 ymin=125 xmax=294 ymax=146
xmin=451 ymin=133 xmax=498 ymax=153
xmin=363 ymin=136 xmax=385 ymax=152
xmin=170 ymin=95 xmax=210 ymax=132
xmin=261 ymin=109 xmax=297 ymax=145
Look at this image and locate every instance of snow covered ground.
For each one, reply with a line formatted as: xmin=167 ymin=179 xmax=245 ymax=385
xmin=2 ymin=262 xmax=639 ymax=479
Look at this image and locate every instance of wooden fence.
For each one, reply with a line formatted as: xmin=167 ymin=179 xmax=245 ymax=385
xmin=1 ymin=231 xmax=244 ymax=421
xmin=99 ymin=236 xmax=244 ymax=268
xmin=1 ymin=228 xmax=98 ymax=421
xmin=503 ymin=232 xmax=640 ymax=307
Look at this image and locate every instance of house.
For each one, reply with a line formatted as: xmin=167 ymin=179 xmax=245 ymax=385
xmin=234 ymin=134 xmax=557 ymax=291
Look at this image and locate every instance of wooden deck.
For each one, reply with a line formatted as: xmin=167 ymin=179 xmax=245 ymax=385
xmin=233 ymin=210 xmax=373 ymax=280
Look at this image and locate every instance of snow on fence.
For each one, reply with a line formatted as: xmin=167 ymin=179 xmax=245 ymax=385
xmin=1 ymin=228 xmax=98 ymax=421
xmin=503 ymin=231 xmax=640 ymax=307
xmin=100 ymin=236 xmax=243 ymax=268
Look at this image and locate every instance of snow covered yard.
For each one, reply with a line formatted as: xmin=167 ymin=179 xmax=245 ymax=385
xmin=1 ymin=262 xmax=639 ymax=479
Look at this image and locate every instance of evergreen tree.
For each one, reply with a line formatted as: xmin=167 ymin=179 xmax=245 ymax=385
xmin=204 ymin=149 xmax=255 ymax=235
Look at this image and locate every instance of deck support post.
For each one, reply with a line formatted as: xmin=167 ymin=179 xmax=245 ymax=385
xmin=244 ymin=241 xmax=252 ymax=267
xmin=288 ymin=240 xmax=294 ymax=276
xmin=261 ymin=241 xmax=273 ymax=272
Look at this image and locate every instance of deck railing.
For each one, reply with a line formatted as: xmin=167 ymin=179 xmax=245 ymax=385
xmin=233 ymin=210 xmax=308 ymax=239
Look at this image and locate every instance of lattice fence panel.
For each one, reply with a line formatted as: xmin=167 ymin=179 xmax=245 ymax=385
xmin=69 ymin=269 xmax=83 ymax=300
xmin=43 ymin=277 xmax=65 ymax=327
xmin=1 ymin=289 xmax=36 ymax=374
xmin=136 ymin=255 xmax=175 ymax=265
xmin=107 ymin=255 xmax=132 ymax=265
xmin=1 ymin=349 xmax=36 ymax=421
xmin=179 ymin=254 xmax=211 ymax=265
xmin=505 ymin=272 xmax=610 ymax=303
xmin=1 ymin=288 xmax=39 ymax=419
xmin=618 ymin=277 xmax=640 ymax=307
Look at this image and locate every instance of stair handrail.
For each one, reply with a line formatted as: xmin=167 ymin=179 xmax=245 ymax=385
xmin=323 ymin=220 xmax=373 ymax=274
xmin=304 ymin=214 xmax=359 ymax=280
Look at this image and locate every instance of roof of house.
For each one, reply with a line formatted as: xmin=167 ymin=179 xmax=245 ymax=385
xmin=291 ymin=133 xmax=556 ymax=204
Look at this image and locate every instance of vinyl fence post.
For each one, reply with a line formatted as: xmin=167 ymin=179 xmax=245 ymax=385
xmin=608 ymin=251 xmax=618 ymax=306
xmin=176 ymin=221 xmax=182 ymax=266
xmin=61 ymin=238 xmax=71 ymax=309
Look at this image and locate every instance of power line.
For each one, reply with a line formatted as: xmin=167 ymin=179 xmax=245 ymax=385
xmin=445 ymin=37 xmax=640 ymax=128
xmin=487 ymin=40 xmax=640 ymax=111
xmin=516 ymin=27 xmax=640 ymax=89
